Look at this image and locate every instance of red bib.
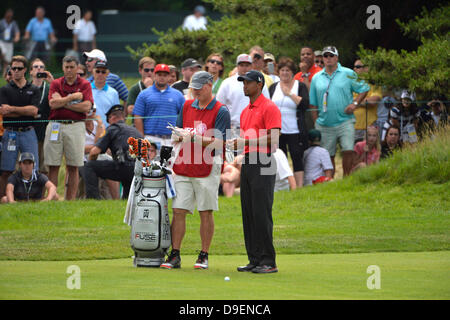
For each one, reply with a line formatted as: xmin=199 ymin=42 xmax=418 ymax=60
xmin=173 ymin=99 xmax=224 ymax=178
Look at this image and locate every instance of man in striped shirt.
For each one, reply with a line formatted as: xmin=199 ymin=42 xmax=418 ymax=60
xmin=133 ymin=64 xmax=185 ymax=148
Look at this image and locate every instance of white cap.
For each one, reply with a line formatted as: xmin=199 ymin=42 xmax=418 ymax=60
xmin=83 ymin=49 xmax=107 ymax=62
xmin=236 ymin=53 xmax=252 ymax=65
xmin=400 ymin=90 xmax=416 ymax=101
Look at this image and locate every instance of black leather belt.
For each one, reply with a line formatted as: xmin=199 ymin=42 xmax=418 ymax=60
xmin=5 ymin=126 xmax=34 ymax=132
xmin=54 ymin=120 xmax=82 ymax=124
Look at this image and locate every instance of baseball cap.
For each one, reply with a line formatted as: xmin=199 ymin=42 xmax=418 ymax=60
xmin=236 ymin=54 xmax=252 ymax=65
xmin=181 ymin=58 xmax=202 ymax=69
xmin=19 ymin=152 xmax=35 ymax=163
xmin=105 ymin=104 xmax=124 ymax=122
xmin=264 ymin=53 xmax=275 ymax=61
xmin=94 ymin=60 xmax=108 ymax=69
xmin=308 ymin=129 xmax=322 ymax=144
xmin=237 ymin=70 xmax=265 ymax=86
xmin=400 ymin=90 xmax=416 ymax=101
xmin=189 ymin=71 xmax=213 ymax=89
xmin=314 ymin=50 xmax=323 ymax=56
xmin=154 ymin=64 xmax=170 ymax=73
xmin=322 ymin=46 xmax=339 ymax=56
xmin=194 ymin=5 xmax=206 ymax=15
xmin=83 ymin=49 xmax=107 ymax=62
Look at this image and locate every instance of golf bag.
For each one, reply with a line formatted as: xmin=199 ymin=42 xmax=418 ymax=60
xmin=126 ymin=138 xmax=174 ymax=267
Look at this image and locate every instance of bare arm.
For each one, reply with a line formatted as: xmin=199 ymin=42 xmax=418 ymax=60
xmin=42 ymin=181 xmax=57 ymax=201
xmin=89 ymin=146 xmax=102 ymax=161
xmin=64 ymin=100 xmax=92 ymax=113
xmin=288 ymin=176 xmax=297 ymax=190
xmin=6 ymin=184 xmax=16 ymax=203
xmin=14 ymin=31 xmax=20 ymax=43
xmin=0 ymin=104 xmax=38 ymax=117
xmin=49 ymin=92 xmax=80 ymax=109
xmin=134 ymin=116 xmax=145 ymax=136
xmin=310 ymin=105 xmax=318 ymax=124
xmin=345 ymin=91 xmax=369 ymax=114
xmin=72 ymin=34 xmax=78 ymax=51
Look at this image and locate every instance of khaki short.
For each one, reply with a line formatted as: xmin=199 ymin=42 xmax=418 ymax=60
xmin=44 ymin=121 xmax=86 ymax=167
xmin=172 ymin=156 xmax=222 ymax=214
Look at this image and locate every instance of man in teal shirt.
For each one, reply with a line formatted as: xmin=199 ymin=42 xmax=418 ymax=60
xmin=309 ymin=46 xmax=369 ymax=176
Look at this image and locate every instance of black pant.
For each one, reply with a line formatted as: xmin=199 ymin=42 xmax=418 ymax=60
xmin=240 ymin=153 xmax=277 ymax=267
xmin=279 ymin=133 xmax=305 ymax=172
xmin=84 ymin=160 xmax=134 ymax=200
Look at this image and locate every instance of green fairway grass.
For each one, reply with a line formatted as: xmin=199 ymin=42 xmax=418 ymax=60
xmin=0 ymin=252 xmax=449 ymax=300
xmin=0 ymin=181 xmax=448 ymax=261
xmin=0 ymin=125 xmax=448 ymax=299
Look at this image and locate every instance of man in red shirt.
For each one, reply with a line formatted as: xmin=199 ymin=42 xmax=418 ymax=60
xmin=228 ymin=70 xmax=281 ymax=274
xmin=44 ymin=55 xmax=93 ymax=200
xmin=294 ymin=46 xmax=323 ymax=133
xmin=294 ymin=47 xmax=322 ymax=90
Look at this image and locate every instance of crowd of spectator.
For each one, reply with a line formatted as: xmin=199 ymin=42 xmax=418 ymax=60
xmin=0 ymin=6 xmax=448 ymax=203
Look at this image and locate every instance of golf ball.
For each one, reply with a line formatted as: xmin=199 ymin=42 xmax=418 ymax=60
xmin=224 ymin=276 xmax=230 ymax=281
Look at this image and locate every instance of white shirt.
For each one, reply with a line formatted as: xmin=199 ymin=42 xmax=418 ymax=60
xmin=216 ymin=74 xmax=270 ymax=128
xmin=182 ymin=14 xmax=207 ymax=31
xmin=273 ymin=149 xmax=293 ymax=191
xmin=271 ymin=81 xmax=299 ymax=134
xmin=84 ymin=121 xmax=98 ymax=162
xmin=73 ymin=19 xmax=96 ymax=41
xmin=303 ymin=146 xmax=333 ymax=186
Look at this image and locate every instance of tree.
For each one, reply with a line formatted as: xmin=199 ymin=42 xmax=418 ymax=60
xmin=128 ymin=0 xmax=446 ymax=77
xmin=128 ymin=0 xmax=315 ymax=71
xmin=357 ymin=5 xmax=450 ymax=99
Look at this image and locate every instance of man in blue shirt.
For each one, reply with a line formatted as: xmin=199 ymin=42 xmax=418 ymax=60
xmin=90 ymin=60 xmax=120 ymax=127
xmin=23 ymin=6 xmax=57 ymax=64
xmin=133 ymin=63 xmax=185 ymax=149
xmin=84 ymin=49 xmax=129 ymax=106
xmin=309 ymin=46 xmax=369 ymax=176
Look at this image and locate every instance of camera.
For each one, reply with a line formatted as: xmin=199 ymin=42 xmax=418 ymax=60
xmin=37 ymin=72 xmax=47 ymax=78
xmin=115 ymin=149 xmax=126 ymax=164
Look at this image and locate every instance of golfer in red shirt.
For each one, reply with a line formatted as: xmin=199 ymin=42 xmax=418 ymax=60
xmin=228 ymin=70 xmax=281 ymax=274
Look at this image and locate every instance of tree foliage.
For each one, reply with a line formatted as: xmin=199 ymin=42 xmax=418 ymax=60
xmin=357 ymin=5 xmax=450 ymax=99
xmin=128 ymin=0 xmax=314 ymax=71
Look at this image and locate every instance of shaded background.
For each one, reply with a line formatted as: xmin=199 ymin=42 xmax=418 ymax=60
xmin=0 ymin=0 xmax=446 ymax=76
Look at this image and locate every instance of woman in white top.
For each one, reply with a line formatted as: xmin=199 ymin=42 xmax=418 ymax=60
xmin=269 ymin=57 xmax=309 ymax=187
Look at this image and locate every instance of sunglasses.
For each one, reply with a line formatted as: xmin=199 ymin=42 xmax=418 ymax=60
xmin=33 ymin=65 xmax=45 ymax=69
xmin=77 ymin=72 xmax=85 ymax=76
xmin=323 ymin=53 xmax=335 ymax=58
xmin=315 ymin=60 xmax=322 ymax=63
xmin=208 ymin=59 xmax=223 ymax=65
xmin=253 ymin=53 xmax=262 ymax=60
xmin=95 ymin=69 xmax=107 ymax=74
xmin=86 ymin=58 xmax=95 ymax=62
xmin=143 ymin=68 xmax=154 ymax=73
xmin=11 ymin=66 xmax=25 ymax=71
xmin=354 ymin=65 xmax=365 ymax=69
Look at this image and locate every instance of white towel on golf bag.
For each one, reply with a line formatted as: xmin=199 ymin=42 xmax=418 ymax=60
xmin=123 ymin=176 xmax=136 ymax=226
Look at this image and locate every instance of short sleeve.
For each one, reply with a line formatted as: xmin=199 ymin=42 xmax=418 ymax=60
xmin=264 ymin=103 xmax=282 ymax=130
xmin=214 ymin=106 xmax=231 ymax=140
xmin=133 ymin=92 xmax=145 ymax=117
